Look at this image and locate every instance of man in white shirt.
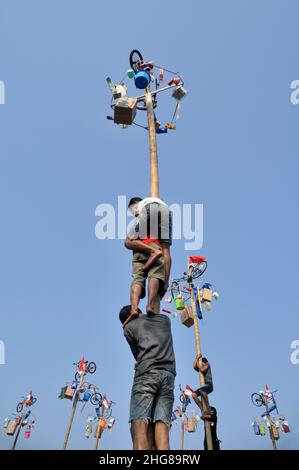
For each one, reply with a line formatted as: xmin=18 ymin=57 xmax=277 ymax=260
xmin=124 ymin=196 xmax=172 ymax=320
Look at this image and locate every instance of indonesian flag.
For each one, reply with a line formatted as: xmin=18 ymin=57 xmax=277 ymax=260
xmin=78 ymin=356 xmax=85 ymax=373
xmin=188 ymin=256 xmax=206 ymax=266
xmin=265 ymin=384 xmax=271 ymax=399
xmin=184 ymin=385 xmax=194 ymax=397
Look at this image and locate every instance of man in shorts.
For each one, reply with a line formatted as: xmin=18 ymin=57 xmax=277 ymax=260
xmin=119 ymin=305 xmax=176 ymax=450
xmin=125 ymin=196 xmax=172 ymax=321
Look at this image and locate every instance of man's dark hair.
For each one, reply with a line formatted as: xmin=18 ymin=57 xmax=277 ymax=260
xmin=119 ymin=305 xmax=141 ymax=324
xmin=202 ymin=357 xmax=209 ymax=364
xmin=128 ymin=197 xmax=142 ymax=208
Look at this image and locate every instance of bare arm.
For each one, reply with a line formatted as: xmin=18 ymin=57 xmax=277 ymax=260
xmin=161 ymin=243 xmax=171 ymax=289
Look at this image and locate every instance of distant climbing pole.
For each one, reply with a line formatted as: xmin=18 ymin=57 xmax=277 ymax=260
xmin=188 ymin=261 xmax=213 ymax=451
xmin=60 ymin=357 xmax=102 ymax=450
xmin=3 ymin=390 xmax=37 ymax=450
xmin=165 ymin=256 xmax=220 ymax=450
xmin=251 ymin=386 xmax=290 ymax=450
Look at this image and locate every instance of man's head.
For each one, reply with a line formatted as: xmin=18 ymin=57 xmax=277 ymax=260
xmin=119 ymin=305 xmax=142 ymax=325
xmin=128 ymin=197 xmax=142 ymax=216
xmin=202 ymin=357 xmax=208 ymax=364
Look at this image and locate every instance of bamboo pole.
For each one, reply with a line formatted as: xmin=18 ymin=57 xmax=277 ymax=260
xmin=180 ymin=413 xmax=185 ymax=450
xmin=63 ymin=372 xmax=85 ymax=450
xmin=265 ymin=402 xmax=277 ymax=450
xmin=145 ymin=86 xmax=159 ymax=198
xmin=189 ymin=282 xmax=213 ymax=451
xmin=11 ymin=414 xmax=24 ymax=450
xmin=94 ymin=404 xmax=105 ymax=450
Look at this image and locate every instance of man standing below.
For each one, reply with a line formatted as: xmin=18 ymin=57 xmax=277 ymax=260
xmin=119 ymin=305 xmax=176 ymax=450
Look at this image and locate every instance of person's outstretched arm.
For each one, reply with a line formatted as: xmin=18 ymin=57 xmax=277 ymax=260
xmin=161 ymin=243 xmax=171 ymax=291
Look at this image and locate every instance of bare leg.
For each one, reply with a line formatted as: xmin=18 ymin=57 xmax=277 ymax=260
xmin=192 ymin=393 xmax=204 ymax=413
xmin=131 ymin=420 xmax=149 ymax=450
xmin=147 ymin=423 xmax=156 ymax=450
xmin=130 ymin=283 xmax=142 ymax=317
xmin=154 ymin=421 xmax=170 ymax=450
xmin=197 ymin=391 xmax=213 ymax=420
xmin=146 ymin=278 xmax=160 ymax=315
xmin=125 ymin=239 xmax=162 ymax=271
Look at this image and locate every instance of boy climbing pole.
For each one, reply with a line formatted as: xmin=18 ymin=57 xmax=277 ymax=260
xmin=192 ymin=354 xmax=214 ymax=420
xmin=124 ymin=196 xmax=172 ymax=322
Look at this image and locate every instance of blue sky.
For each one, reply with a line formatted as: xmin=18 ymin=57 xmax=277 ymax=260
xmin=0 ymin=0 xmax=298 ymax=449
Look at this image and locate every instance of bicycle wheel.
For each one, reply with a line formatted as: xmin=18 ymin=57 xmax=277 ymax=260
xmin=75 ymin=372 xmax=80 ymax=382
xmin=170 ymin=280 xmax=180 ymax=300
xmin=88 ymin=362 xmax=96 ymax=374
xmin=179 ymin=393 xmax=186 ymax=403
xmin=31 ymin=397 xmax=37 ymax=405
xmin=129 ymin=49 xmax=143 ymax=71
xmin=16 ymin=403 xmax=23 ymax=413
xmin=90 ymin=392 xmax=103 ymax=406
xmin=191 ymin=261 xmax=207 ymax=279
xmin=251 ymin=393 xmax=264 ymax=407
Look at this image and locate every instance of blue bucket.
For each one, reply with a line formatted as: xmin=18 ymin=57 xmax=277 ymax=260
xmin=83 ymin=390 xmax=92 ymax=402
xmin=134 ymin=70 xmax=150 ymax=89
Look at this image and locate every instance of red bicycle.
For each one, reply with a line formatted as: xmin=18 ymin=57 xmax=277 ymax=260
xmin=73 ymin=360 xmax=96 ymax=382
xmin=16 ymin=392 xmax=37 ymax=413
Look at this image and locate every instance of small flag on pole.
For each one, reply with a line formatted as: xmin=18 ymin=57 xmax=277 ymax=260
xmin=188 ymin=256 xmax=206 ymax=266
xmin=78 ymin=356 xmax=85 ymax=373
xmin=184 ymin=385 xmax=194 ymax=397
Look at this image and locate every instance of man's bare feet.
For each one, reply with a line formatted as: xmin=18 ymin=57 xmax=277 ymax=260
xmin=146 ymin=303 xmax=155 ymax=316
xmin=142 ymin=250 xmax=162 ymax=272
xmin=200 ymin=411 xmax=212 ymax=421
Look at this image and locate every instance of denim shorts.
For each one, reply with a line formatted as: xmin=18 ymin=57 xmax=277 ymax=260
xmin=129 ymin=369 xmax=175 ymax=427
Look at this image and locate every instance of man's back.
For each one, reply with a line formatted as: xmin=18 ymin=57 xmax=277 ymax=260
xmin=124 ymin=314 xmax=176 ymax=378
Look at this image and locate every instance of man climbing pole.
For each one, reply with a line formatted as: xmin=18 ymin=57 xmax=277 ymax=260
xmin=125 ymin=196 xmax=172 ymax=320
xmin=119 ymin=305 xmax=176 ymax=450
xmin=192 ymin=354 xmax=214 ymax=420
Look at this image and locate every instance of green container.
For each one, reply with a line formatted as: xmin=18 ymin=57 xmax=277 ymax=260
xmin=175 ymin=297 xmax=185 ymax=310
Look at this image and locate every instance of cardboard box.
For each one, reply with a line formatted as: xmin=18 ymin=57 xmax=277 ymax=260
xmin=114 ymin=98 xmax=137 ymax=125
xmin=64 ymin=384 xmax=75 ymax=400
xmin=202 ymin=288 xmax=212 ymax=302
xmin=6 ymin=420 xmax=17 ymax=436
xmin=179 ymin=304 xmax=194 ymax=327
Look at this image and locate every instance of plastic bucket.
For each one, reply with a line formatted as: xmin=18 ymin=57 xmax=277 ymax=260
xmin=134 ymin=70 xmax=150 ymax=89
xmin=83 ymin=390 xmax=92 ymax=402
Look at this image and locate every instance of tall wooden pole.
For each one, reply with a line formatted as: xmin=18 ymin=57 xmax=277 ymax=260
xmin=11 ymin=414 xmax=24 ymax=450
xmin=190 ymin=282 xmax=213 ymax=451
xmin=145 ymin=85 xmax=161 ymax=313
xmin=63 ymin=372 xmax=85 ymax=450
xmin=145 ymin=86 xmax=159 ymax=198
xmin=180 ymin=413 xmax=185 ymax=450
xmin=265 ymin=403 xmax=277 ymax=450
xmin=94 ymin=404 xmax=105 ymax=450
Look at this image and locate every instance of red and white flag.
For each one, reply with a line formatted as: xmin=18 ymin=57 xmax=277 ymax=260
xmin=78 ymin=356 xmax=85 ymax=373
xmin=188 ymin=256 xmax=206 ymax=266
xmin=184 ymin=385 xmax=194 ymax=397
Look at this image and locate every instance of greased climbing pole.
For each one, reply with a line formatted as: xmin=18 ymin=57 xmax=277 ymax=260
xmin=165 ymin=257 xmax=220 ymax=450
xmin=188 ymin=270 xmax=213 ymax=451
xmin=145 ymin=85 xmax=159 ymax=198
